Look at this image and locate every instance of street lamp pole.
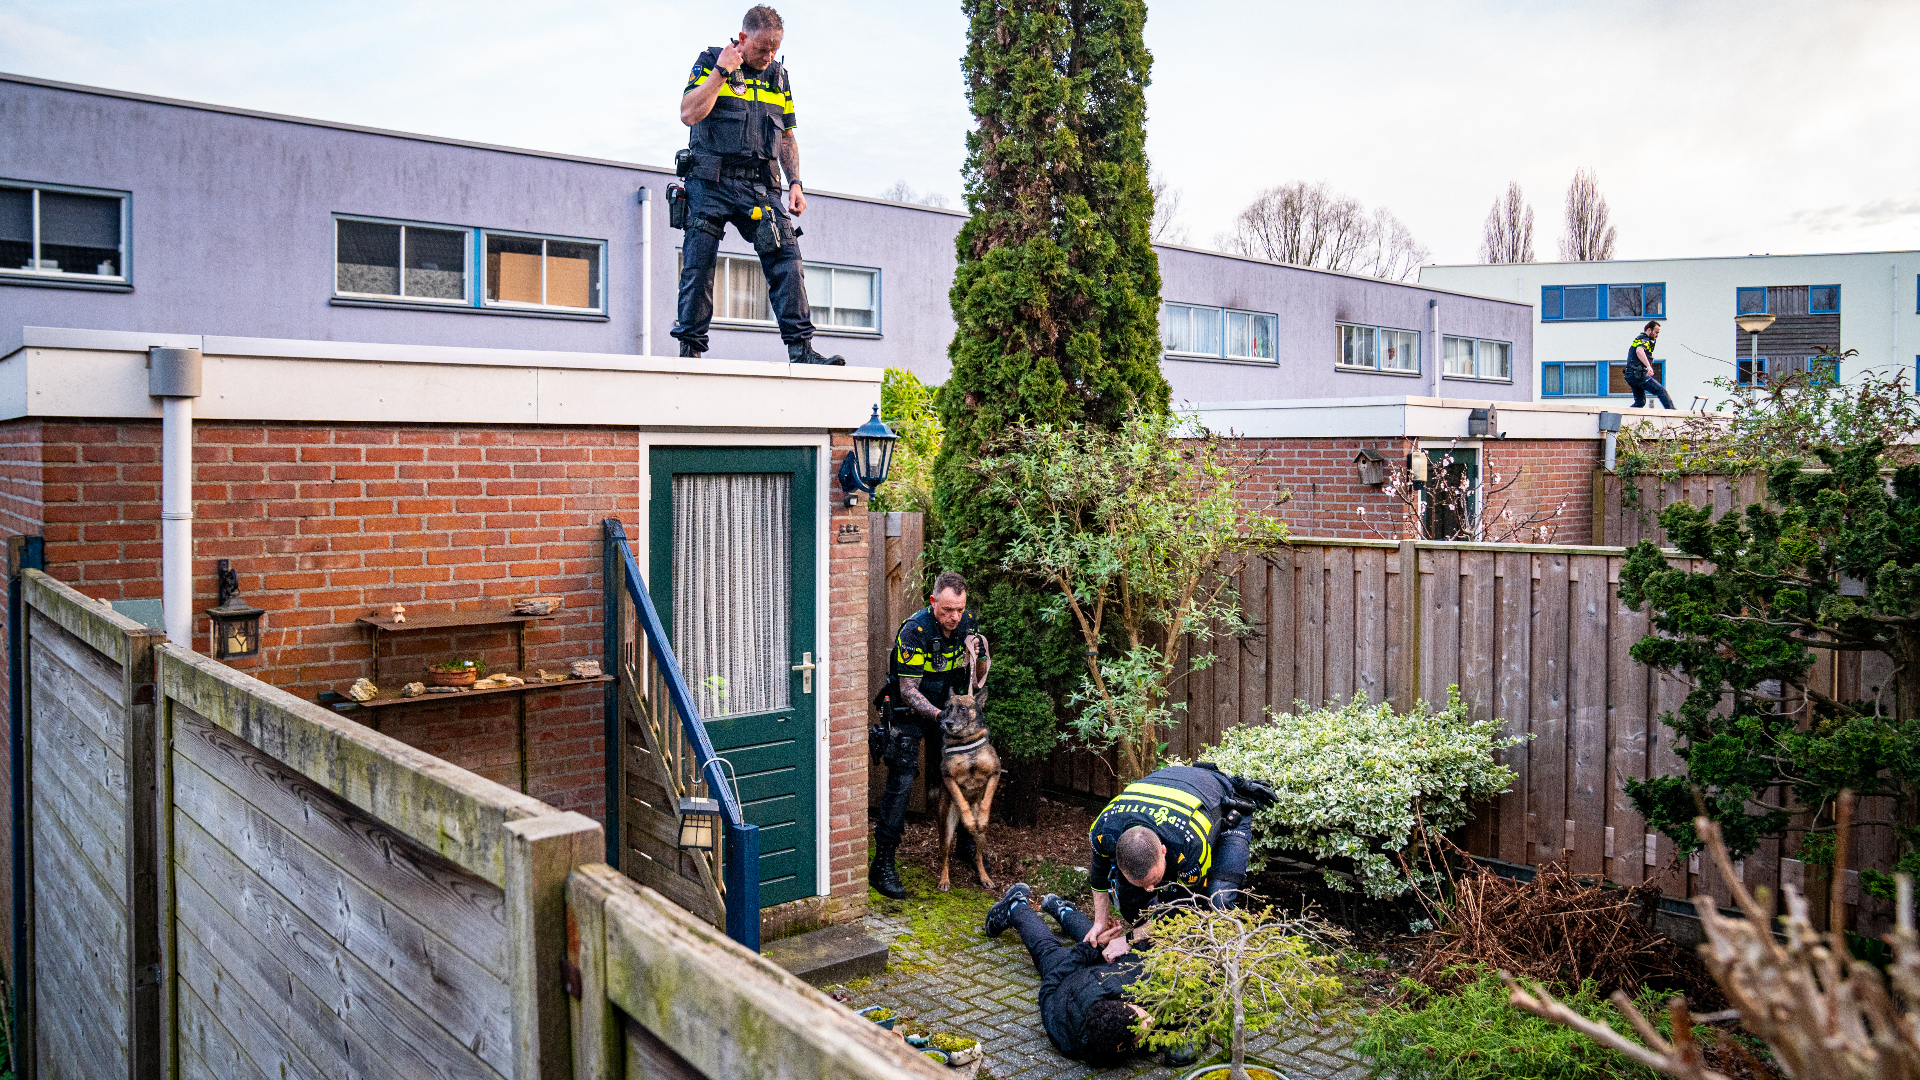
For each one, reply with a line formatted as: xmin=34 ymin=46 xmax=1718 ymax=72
xmin=1735 ymin=310 xmax=1776 ymax=385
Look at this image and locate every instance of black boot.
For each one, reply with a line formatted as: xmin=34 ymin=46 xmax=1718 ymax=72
xmin=679 ymin=340 xmax=703 ymax=359
xmin=1041 ymin=893 xmax=1075 ymax=922
xmin=870 ymin=845 xmax=907 ymax=900
xmin=788 ymin=339 xmax=845 ymax=366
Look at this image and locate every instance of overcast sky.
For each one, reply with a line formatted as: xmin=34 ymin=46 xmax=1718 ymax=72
xmin=5 ymin=0 xmax=1917 ymax=265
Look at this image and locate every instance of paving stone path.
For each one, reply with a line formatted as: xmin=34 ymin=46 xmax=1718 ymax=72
xmin=842 ymin=909 xmax=1368 ymax=1080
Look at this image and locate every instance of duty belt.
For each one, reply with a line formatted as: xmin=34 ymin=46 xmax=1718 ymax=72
xmin=716 ymin=159 xmax=773 ymax=181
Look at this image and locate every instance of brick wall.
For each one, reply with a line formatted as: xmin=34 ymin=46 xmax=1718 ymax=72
xmin=0 ymin=418 xmax=871 ymax=929
xmin=1220 ymin=436 xmax=1600 ymax=544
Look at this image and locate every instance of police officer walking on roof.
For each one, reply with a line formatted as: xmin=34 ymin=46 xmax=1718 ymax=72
xmin=1082 ymin=763 xmax=1275 ymax=950
xmin=870 ymin=571 xmax=983 ymax=899
xmin=672 ymin=5 xmax=844 ymax=366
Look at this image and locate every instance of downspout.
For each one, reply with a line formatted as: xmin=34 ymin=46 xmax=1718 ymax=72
xmin=150 ymin=348 xmax=202 ymax=647
xmin=1429 ymin=298 xmax=1441 ymax=399
xmin=639 ymin=186 xmax=654 ymax=356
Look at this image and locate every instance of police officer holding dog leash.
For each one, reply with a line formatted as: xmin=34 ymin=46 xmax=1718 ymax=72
xmin=671 ymin=5 xmax=844 ymax=365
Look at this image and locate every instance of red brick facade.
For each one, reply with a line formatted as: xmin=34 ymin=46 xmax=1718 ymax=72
xmin=1223 ymin=437 xmax=1602 ymax=545
xmin=0 ymin=417 xmax=870 ymax=930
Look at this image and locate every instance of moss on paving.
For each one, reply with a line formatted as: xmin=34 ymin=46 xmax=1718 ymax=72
xmin=868 ymin=861 xmax=1008 ymax=973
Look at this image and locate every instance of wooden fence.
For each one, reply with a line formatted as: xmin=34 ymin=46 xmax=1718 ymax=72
xmin=1020 ymin=539 xmax=1892 ymax=929
xmin=1590 ymin=469 xmax=1765 ymax=548
xmin=13 ymin=566 xmax=929 ymax=1080
xmin=865 ymin=512 xmax=931 ymax=811
xmin=566 ymin=863 xmax=943 ymax=1080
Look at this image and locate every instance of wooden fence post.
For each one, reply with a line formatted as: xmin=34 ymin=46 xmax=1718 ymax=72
xmin=1395 ymin=541 xmax=1420 ymax=714
xmin=122 ymin=623 xmax=165 ymax=1080
xmin=506 ymin=812 xmax=605 ymax=1080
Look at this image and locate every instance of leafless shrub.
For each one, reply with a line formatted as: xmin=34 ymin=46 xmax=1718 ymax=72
xmin=1559 ymin=167 xmax=1617 ymax=261
xmin=1358 ymin=445 xmax=1567 ymax=542
xmin=1507 ymin=796 xmax=1920 ymax=1080
xmin=877 ymin=180 xmax=950 ymax=208
xmin=1223 ymin=181 xmax=1430 ymax=281
xmin=1479 ymin=180 xmax=1536 ymax=264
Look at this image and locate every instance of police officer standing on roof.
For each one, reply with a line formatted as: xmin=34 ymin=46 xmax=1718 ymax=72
xmin=673 ymin=6 xmax=844 ymax=365
xmin=870 ymin=571 xmax=984 ymax=899
xmin=1082 ymin=764 xmax=1274 ymax=952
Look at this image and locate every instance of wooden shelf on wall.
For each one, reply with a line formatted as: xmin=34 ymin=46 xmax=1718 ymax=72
xmin=352 ymin=669 xmax=613 ymax=709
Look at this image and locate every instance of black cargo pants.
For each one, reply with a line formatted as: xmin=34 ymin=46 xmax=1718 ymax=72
xmin=671 ymin=173 xmax=815 ymax=354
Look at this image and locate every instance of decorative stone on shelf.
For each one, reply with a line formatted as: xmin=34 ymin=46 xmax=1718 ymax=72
xmin=347 ymin=677 xmax=379 ymax=702
xmin=570 ymin=660 xmax=602 ymax=679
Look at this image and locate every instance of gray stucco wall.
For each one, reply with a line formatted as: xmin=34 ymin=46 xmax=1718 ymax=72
xmin=1156 ymin=246 xmax=1535 ymax=405
xmin=0 ymin=75 xmax=963 ymax=373
xmin=4 ymin=74 xmax=1530 ymax=404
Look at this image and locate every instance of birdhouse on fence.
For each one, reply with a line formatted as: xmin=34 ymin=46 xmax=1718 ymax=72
xmin=1354 ymin=448 xmax=1388 ymax=486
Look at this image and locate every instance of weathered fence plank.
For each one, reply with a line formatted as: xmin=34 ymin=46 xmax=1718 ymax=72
xmin=1354 ymin=546 xmax=1388 ymax=705
xmin=1605 ymin=556 xmax=1650 ymax=887
xmin=1493 ymin=551 xmax=1532 ymax=866
xmin=1326 ymin=546 xmax=1356 ymax=704
xmin=1567 ymin=555 xmax=1611 ymax=876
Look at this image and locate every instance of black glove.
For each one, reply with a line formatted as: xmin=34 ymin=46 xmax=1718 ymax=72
xmin=1231 ymin=775 xmax=1277 ymax=812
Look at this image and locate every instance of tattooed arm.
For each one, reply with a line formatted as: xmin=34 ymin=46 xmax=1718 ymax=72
xmin=897 ymin=675 xmax=940 ymax=721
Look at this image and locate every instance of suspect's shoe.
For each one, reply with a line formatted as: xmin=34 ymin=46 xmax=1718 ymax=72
xmin=678 ymin=341 xmax=703 ymax=359
xmin=983 ymin=882 xmax=1032 ymax=938
xmin=1041 ymin=893 xmax=1075 ymax=921
xmin=869 ymin=847 xmax=907 ymax=900
xmin=788 ymin=340 xmax=846 ymax=366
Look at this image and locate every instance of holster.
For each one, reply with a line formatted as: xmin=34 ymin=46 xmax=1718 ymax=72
xmin=666 ymin=183 xmax=688 ymax=230
xmin=868 ymin=680 xmax=902 ymax=765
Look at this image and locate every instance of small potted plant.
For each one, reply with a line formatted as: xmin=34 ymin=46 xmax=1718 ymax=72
xmin=427 ymin=659 xmax=486 ymax=687
xmin=1126 ymin=897 xmax=1349 ymax=1080
xmin=930 ymin=1032 xmax=980 ymax=1066
xmin=854 ymin=1005 xmax=895 ymax=1030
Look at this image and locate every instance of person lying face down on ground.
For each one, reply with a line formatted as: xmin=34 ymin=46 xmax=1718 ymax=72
xmin=983 ymin=883 xmax=1157 ymax=1067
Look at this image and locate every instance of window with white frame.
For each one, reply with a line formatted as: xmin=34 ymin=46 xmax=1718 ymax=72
xmin=1 ymin=181 xmax=129 ymax=283
xmin=803 ymin=263 xmax=879 ymax=330
xmin=484 ymin=231 xmax=604 ymax=311
xmin=1336 ymin=322 xmax=1420 ymax=374
xmin=1161 ymin=303 xmax=1276 ymax=361
xmin=1442 ymin=335 xmax=1513 ymax=381
xmin=336 ymin=217 xmax=469 ymax=302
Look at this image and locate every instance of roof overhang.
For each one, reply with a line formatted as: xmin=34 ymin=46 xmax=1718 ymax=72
xmin=0 ymin=327 xmax=882 ymax=431
xmin=1184 ymin=395 xmax=1701 ymax=441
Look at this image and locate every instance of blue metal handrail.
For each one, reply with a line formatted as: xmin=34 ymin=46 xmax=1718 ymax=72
xmin=602 ymin=518 xmax=760 ymax=950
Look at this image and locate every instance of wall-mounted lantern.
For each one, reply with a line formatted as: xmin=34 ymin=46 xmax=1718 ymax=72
xmin=838 ymin=405 xmax=899 ymax=507
xmin=1354 ymin=448 xmax=1387 ymax=486
xmin=207 ymin=558 xmax=264 ymax=660
xmin=677 ymin=796 xmax=722 ymax=851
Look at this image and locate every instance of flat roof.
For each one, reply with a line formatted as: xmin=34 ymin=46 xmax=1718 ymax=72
xmin=1157 ymin=242 xmax=1533 ymax=307
xmin=1426 ymin=249 xmax=1920 ymax=271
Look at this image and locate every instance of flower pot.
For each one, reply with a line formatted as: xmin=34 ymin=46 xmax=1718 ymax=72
xmin=428 ymin=668 xmax=477 ymax=687
xmin=1178 ymin=1061 xmax=1289 ymax=1080
xmin=942 ymin=1042 xmax=982 ymax=1067
xmin=920 ymin=1049 xmax=950 ymax=1066
xmin=854 ymin=1005 xmax=895 ymax=1030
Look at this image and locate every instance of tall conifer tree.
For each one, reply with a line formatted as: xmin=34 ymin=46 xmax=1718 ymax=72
xmin=934 ymin=0 xmax=1169 ymax=809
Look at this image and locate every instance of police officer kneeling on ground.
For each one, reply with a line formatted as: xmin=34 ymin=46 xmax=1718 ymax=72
xmin=672 ymin=5 xmax=843 ymax=365
xmin=869 ymin=571 xmax=982 ymax=899
xmin=1083 ymin=763 xmax=1275 ymax=947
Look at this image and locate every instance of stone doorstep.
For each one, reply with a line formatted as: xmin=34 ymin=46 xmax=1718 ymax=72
xmin=763 ymin=922 xmax=891 ymax=987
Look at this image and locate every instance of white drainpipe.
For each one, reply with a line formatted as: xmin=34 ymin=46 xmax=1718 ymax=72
xmin=639 ymin=186 xmax=654 ymax=356
xmin=150 ymin=347 xmax=202 ymax=646
xmin=1429 ymin=298 xmax=1441 ymax=399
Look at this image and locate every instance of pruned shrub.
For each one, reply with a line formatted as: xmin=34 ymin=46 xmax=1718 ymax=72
xmin=1204 ymin=689 xmax=1521 ymax=898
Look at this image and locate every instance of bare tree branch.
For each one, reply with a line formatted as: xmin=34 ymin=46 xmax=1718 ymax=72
xmin=1224 ymin=181 xmax=1429 ymax=282
xmin=1150 ymin=170 xmax=1189 ymax=245
xmin=1559 ymin=167 xmax=1617 ymax=261
xmin=1479 ymin=180 xmax=1536 ymax=264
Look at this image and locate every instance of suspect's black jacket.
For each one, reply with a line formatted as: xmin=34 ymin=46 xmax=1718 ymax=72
xmin=1041 ymin=943 xmax=1147 ymax=1061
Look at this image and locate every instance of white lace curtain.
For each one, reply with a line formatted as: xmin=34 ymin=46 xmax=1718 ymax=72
xmin=672 ymin=473 xmax=791 ymax=719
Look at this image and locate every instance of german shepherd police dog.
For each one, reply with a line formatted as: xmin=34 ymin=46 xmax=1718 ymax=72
xmin=936 ymin=635 xmax=1000 ymax=893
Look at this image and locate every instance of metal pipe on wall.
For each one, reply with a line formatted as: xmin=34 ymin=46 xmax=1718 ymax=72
xmin=639 ymin=186 xmax=654 ymax=356
xmin=1429 ymin=299 xmax=1441 ymax=398
xmin=150 ymin=347 xmax=203 ymax=647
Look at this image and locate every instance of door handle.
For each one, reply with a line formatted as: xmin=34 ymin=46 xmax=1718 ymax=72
xmin=791 ymin=652 xmax=815 ymax=695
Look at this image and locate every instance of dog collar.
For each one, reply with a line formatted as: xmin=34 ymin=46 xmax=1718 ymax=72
xmin=942 ymin=733 xmax=990 ymax=757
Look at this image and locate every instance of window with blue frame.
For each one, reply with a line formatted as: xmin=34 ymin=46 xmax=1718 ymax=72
xmin=1809 ymin=284 xmax=1841 ymax=314
xmin=1543 ymin=360 xmax=1666 ymax=398
xmin=1540 ymin=282 xmax=1664 ymax=322
xmin=1736 ymin=287 xmax=1768 ymax=315
xmin=1737 ymin=357 xmax=1768 ymax=386
xmin=1809 ymin=355 xmax=1841 ymax=386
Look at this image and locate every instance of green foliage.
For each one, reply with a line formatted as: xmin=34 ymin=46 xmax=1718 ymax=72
xmin=1203 ymin=690 xmax=1522 ymax=898
xmin=1616 ymin=356 xmax=1920 ymax=483
xmin=1126 ymin=901 xmax=1348 ymax=1078
xmin=1356 ymin=968 xmax=1671 ymax=1080
xmin=1619 ymin=438 xmax=1920 ymax=861
xmin=871 ymin=367 xmax=943 ymax=517
xmin=978 ymin=413 xmax=1285 ymax=781
xmin=934 ymin=0 xmax=1171 ymax=770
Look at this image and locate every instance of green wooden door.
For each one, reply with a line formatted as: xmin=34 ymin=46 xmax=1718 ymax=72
xmin=650 ymin=447 xmax=817 ymax=908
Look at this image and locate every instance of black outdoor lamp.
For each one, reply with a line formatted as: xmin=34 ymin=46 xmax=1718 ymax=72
xmin=207 ymin=558 xmax=264 ymax=660
xmin=838 ymin=404 xmax=899 ymax=507
xmin=677 ymin=796 xmax=722 ymax=851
